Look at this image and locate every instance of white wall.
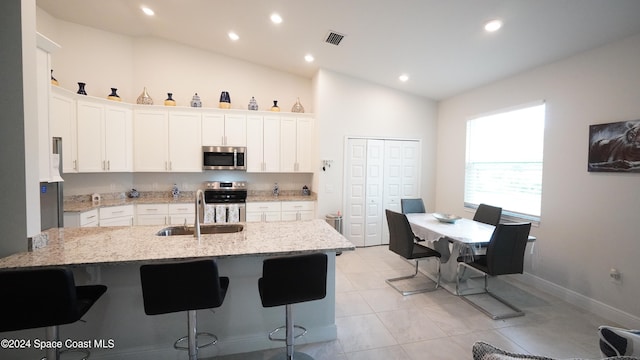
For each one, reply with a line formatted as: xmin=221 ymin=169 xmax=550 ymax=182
xmin=313 ymin=69 xmax=438 ymax=220
xmin=437 ymin=33 xmax=640 ymax=325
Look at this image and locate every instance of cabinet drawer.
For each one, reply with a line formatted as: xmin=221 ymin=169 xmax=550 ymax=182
xmin=100 ymin=205 xmax=134 ymax=219
xmin=169 ymin=203 xmax=195 ymax=214
xmin=281 ymin=201 xmax=315 ymax=212
xmin=136 ymin=204 xmax=169 ymax=215
xmin=246 ymin=202 xmax=281 ymax=212
xmin=80 ymin=209 xmax=99 ymax=226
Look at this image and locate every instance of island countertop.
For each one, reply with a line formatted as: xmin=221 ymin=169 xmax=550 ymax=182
xmin=0 ymin=219 xmax=354 ymax=270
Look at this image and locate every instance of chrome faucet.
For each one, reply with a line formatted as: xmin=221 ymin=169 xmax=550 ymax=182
xmin=194 ymin=189 xmax=204 ymax=239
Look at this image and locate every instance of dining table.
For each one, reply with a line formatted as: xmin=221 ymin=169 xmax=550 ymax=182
xmin=405 ymin=213 xmax=535 ymax=292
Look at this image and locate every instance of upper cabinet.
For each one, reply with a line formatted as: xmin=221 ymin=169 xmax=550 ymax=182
xmin=247 ymin=115 xmax=280 ymax=172
xmin=76 ymin=99 xmax=133 ymax=172
xmin=133 ymin=108 xmax=202 ymax=172
xmin=202 ymin=112 xmax=247 ymax=146
xmin=50 ymin=87 xmax=77 ymax=173
xmin=280 ymin=116 xmax=315 ymax=173
xmin=49 ymin=87 xmax=313 ymax=174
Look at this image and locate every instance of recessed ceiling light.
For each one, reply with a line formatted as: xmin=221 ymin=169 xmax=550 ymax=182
xmin=399 ymin=74 xmax=409 ymax=82
xmin=271 ymin=13 xmax=283 ymax=24
xmin=141 ymin=6 xmax=154 ymax=16
xmin=304 ymin=54 xmax=314 ymax=63
xmin=484 ymin=19 xmax=503 ymax=32
xmin=228 ymin=32 xmax=240 ymax=41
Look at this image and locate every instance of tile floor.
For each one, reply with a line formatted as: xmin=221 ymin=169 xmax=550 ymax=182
xmin=213 ymin=246 xmax=617 ymax=359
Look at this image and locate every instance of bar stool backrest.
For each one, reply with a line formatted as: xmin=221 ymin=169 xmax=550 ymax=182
xmin=259 ymin=253 xmax=328 ymax=307
xmin=140 ymin=259 xmax=228 ymax=315
xmin=0 ymin=268 xmax=86 ymax=332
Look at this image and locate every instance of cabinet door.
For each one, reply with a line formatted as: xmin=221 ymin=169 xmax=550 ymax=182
xmin=296 ymin=118 xmax=314 ymax=172
xmin=224 ymin=114 xmax=247 ymax=146
xmin=50 ymin=91 xmax=77 ymax=173
xmin=246 ymin=115 xmax=264 ymax=172
xmin=263 ymin=116 xmax=280 ymax=172
xmin=202 ymin=112 xmax=225 ymax=146
xmin=76 ymin=100 xmax=104 ymax=172
xmin=168 ymin=111 xmax=202 ymax=172
xmin=134 ymin=110 xmax=168 ymax=171
xmin=104 ymin=106 xmax=132 ymax=172
xmin=280 ymin=117 xmax=297 ymax=172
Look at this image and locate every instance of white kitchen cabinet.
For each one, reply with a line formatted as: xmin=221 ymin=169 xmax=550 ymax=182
xmin=99 ymin=205 xmax=134 ymax=227
xmin=281 ymin=201 xmax=315 ymax=221
xmin=50 ymin=87 xmax=77 ymax=173
xmin=280 ymin=116 xmax=315 ymax=173
xmin=246 ymin=115 xmax=280 ymax=172
xmin=168 ymin=111 xmax=202 ymax=172
xmin=64 ymin=209 xmax=98 ymax=228
xmin=133 ymin=109 xmax=168 ymax=171
xmin=136 ymin=203 xmax=168 ymax=226
xmin=168 ymin=203 xmax=195 ymax=225
xmin=134 ymin=109 xmax=201 ymax=172
xmin=246 ymin=202 xmax=281 ymax=222
xmin=76 ymin=99 xmax=133 ymax=172
xmin=202 ymin=112 xmax=246 ymax=146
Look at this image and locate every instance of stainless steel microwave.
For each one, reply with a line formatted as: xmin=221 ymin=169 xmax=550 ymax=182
xmin=202 ymin=146 xmax=246 ymax=170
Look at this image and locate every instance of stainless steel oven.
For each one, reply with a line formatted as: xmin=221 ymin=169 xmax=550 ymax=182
xmin=202 ymin=146 xmax=246 ymax=170
xmin=202 ymin=181 xmax=247 ymax=222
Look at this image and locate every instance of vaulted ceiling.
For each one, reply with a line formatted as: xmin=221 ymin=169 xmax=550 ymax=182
xmin=36 ymin=0 xmax=640 ymax=100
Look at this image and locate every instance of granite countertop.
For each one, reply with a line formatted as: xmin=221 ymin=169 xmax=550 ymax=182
xmin=64 ymin=191 xmax=318 ymax=212
xmin=0 ymin=220 xmax=354 ymax=270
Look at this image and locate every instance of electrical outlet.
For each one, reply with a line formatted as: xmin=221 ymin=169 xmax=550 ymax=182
xmin=609 ymin=268 xmax=622 ymax=284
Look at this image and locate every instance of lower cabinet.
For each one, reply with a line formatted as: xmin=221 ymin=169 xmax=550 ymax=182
xmin=281 ymin=201 xmax=315 ymax=221
xmin=246 ymin=201 xmax=315 ymax=222
xmin=246 ymin=202 xmax=281 ymax=222
xmin=64 ymin=209 xmax=99 ymax=228
xmin=99 ymin=205 xmax=134 ymax=227
xmin=168 ymin=203 xmax=195 ymax=225
xmin=136 ymin=204 xmax=169 ymax=226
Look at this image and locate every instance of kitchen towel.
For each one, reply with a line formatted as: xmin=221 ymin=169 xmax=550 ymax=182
xmin=228 ymin=204 xmax=240 ymax=223
xmin=215 ymin=205 xmax=227 ymax=223
xmin=204 ymin=204 xmax=216 ymax=224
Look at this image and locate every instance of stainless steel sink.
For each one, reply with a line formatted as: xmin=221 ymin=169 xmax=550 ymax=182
xmin=156 ymin=224 xmax=244 ymax=236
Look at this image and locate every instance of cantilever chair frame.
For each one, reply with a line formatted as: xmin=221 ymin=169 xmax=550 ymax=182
xmin=385 ymin=209 xmax=441 ymax=296
xmin=455 ymin=222 xmax=531 ymax=320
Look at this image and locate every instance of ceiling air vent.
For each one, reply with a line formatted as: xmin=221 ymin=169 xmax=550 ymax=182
xmin=325 ymin=31 xmax=345 ymax=46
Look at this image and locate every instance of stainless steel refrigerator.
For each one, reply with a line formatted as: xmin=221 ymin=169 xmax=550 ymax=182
xmin=40 ymin=137 xmax=64 ymax=230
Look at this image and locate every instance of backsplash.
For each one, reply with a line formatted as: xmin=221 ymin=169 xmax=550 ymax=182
xmin=62 ymin=172 xmax=314 ymax=200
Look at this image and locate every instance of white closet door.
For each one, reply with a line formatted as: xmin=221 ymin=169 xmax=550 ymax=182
xmin=345 ymin=139 xmax=367 ymax=247
xmin=401 ymin=141 xmax=421 ymax=198
xmin=365 ymin=139 xmax=384 ymax=246
xmin=382 ymin=140 xmax=403 ymax=244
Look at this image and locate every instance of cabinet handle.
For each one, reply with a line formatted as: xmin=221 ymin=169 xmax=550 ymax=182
xmin=176 ymin=208 xmax=188 ymax=211
xmin=112 ymin=211 xmax=124 ymax=214
xmin=86 ymin=215 xmax=96 ymax=219
xmin=107 ymin=160 xmax=110 ymax=171
xmin=73 ymin=160 xmax=77 ymax=170
xmin=102 ymin=160 xmax=105 ymax=170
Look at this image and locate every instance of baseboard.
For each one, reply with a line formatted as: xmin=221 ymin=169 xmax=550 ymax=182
xmin=517 ymin=272 xmax=640 ymax=329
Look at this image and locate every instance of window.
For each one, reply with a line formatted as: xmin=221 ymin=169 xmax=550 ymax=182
xmin=464 ymin=102 xmax=545 ymax=222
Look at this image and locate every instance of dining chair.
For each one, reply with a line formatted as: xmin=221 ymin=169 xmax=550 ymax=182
xmin=472 ymin=203 xmax=502 ymax=226
xmin=385 ymin=209 xmax=441 ymax=295
xmin=456 ymin=222 xmax=531 ymax=319
xmin=400 ymin=198 xmax=426 ymax=214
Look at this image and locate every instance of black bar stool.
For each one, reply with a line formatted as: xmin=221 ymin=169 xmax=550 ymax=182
xmin=139 ymin=259 xmax=229 ymax=360
xmin=259 ymin=253 xmax=328 ymax=360
xmin=0 ymin=267 xmax=107 ymax=360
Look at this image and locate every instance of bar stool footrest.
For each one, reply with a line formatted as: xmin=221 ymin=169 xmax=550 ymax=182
xmin=268 ymin=325 xmax=307 ymax=342
xmin=173 ymin=332 xmax=218 ymax=351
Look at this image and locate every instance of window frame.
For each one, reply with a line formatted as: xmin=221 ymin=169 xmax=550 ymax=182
xmin=463 ymin=101 xmax=545 ymax=225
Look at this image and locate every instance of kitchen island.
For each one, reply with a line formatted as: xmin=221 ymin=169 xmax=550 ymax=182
xmin=0 ymin=220 xmax=354 ymax=359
